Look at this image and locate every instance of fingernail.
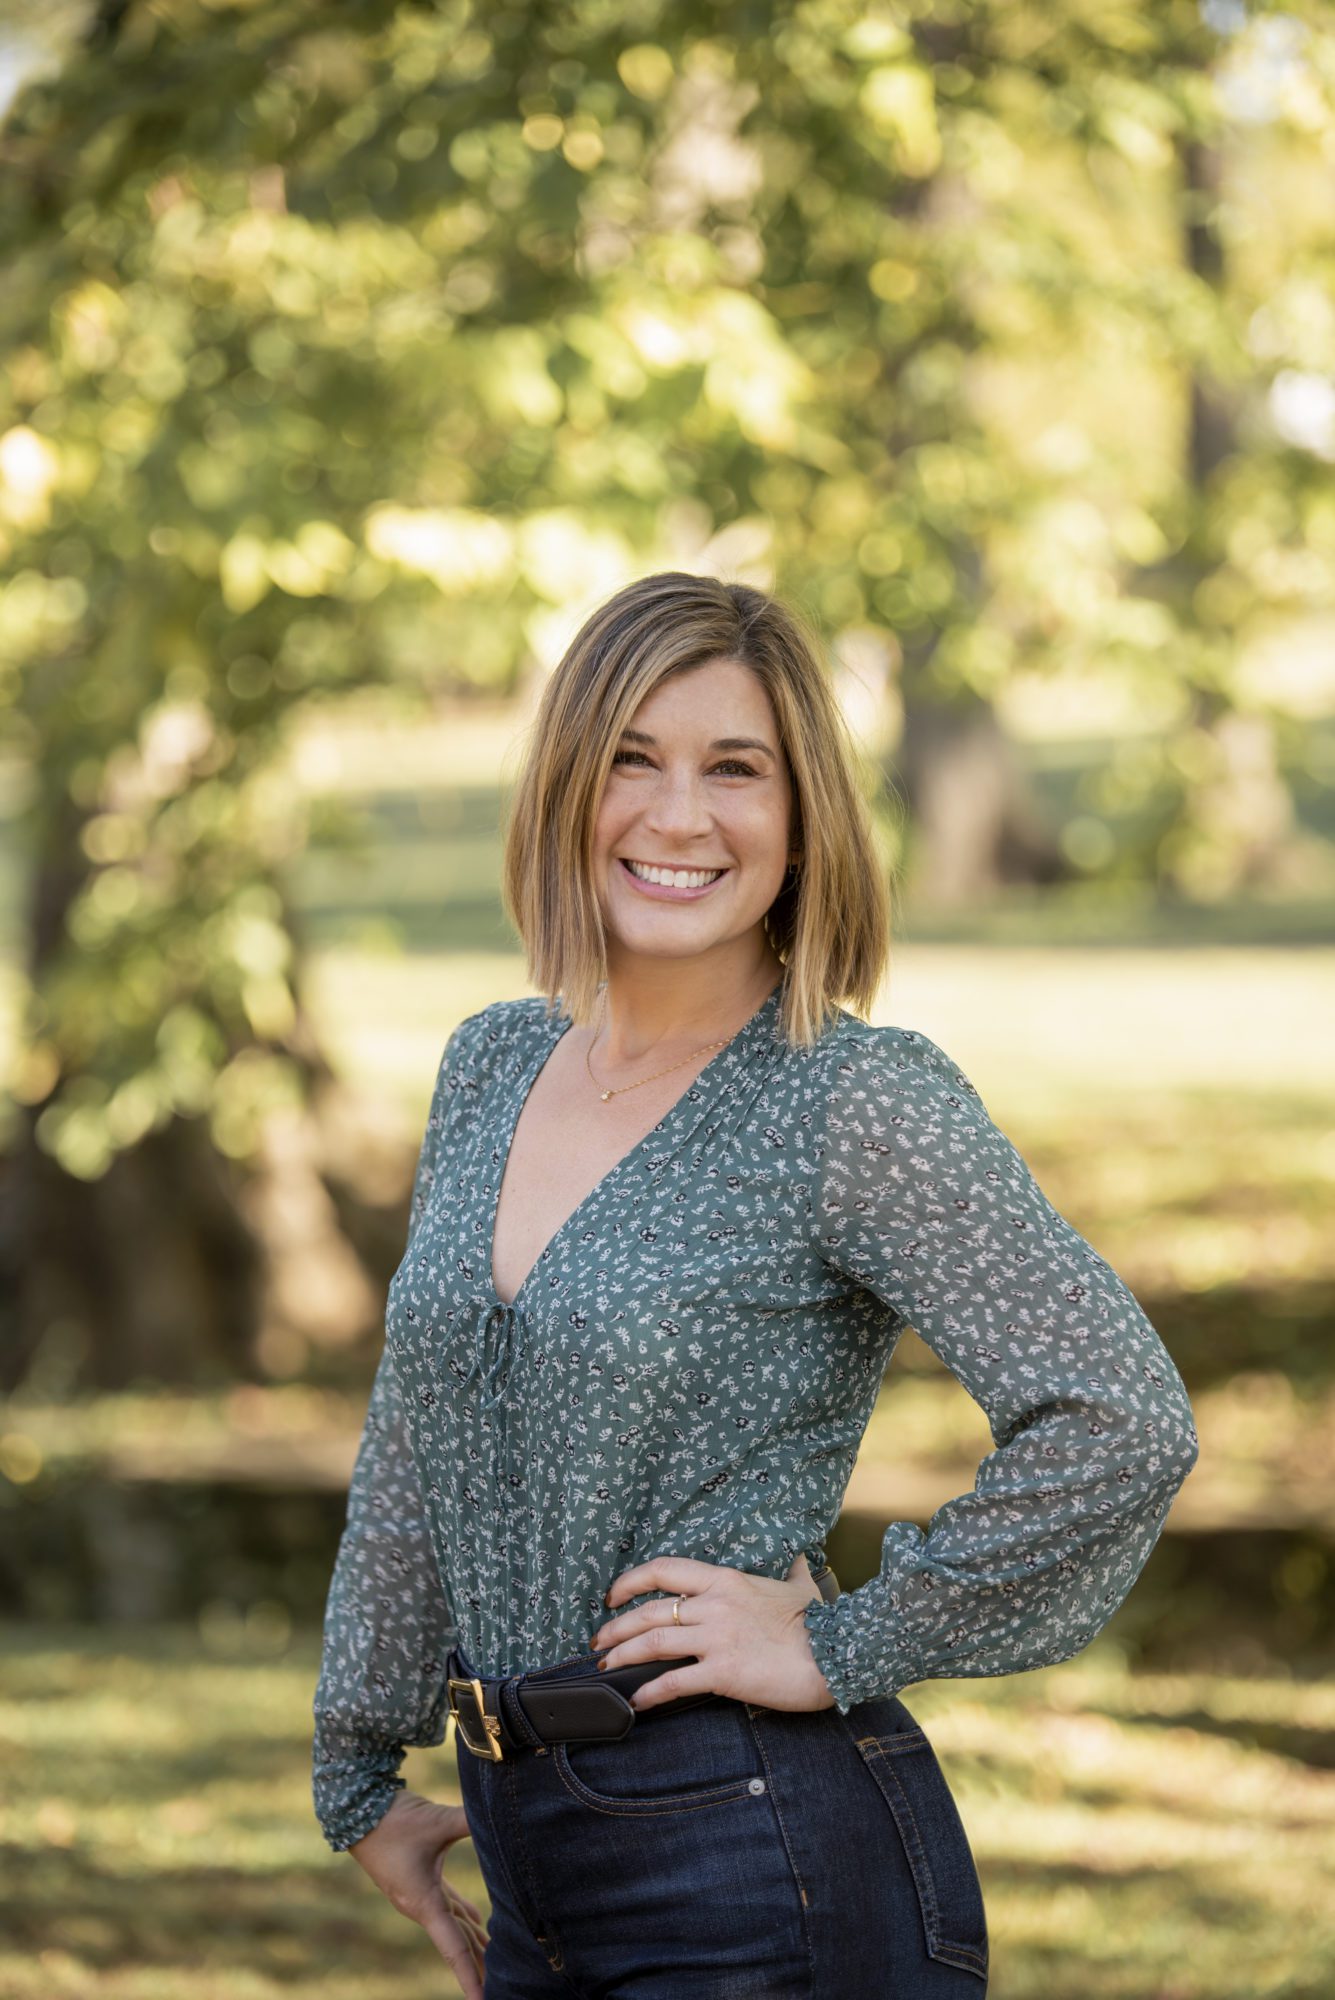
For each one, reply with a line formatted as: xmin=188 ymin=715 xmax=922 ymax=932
xmin=596 ymin=1658 xmax=608 ymax=1672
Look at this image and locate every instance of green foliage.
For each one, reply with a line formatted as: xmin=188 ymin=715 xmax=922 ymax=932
xmin=1 ymin=0 xmax=1333 ymax=1175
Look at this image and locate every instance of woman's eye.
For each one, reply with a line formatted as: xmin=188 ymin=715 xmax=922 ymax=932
xmin=611 ymin=751 xmax=757 ymax=777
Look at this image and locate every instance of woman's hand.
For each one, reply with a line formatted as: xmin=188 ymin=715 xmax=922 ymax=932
xmin=590 ymin=1553 xmax=838 ymax=1715
xmin=348 ymin=1789 xmax=488 ymax=1998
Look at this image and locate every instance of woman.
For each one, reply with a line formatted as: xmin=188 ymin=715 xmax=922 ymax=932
xmin=312 ymin=571 xmax=1199 ymax=1997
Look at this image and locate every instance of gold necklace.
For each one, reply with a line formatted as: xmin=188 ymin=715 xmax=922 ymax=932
xmin=584 ymin=987 xmax=732 ymax=1102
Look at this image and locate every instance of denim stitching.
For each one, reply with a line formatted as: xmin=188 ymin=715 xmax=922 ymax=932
xmin=877 ymin=1728 xmax=931 ymax=1755
xmin=551 ymin=1744 xmax=760 ymax=1817
xmin=459 ymin=1760 xmax=542 ymax=1958
xmin=742 ymin=1706 xmax=816 ymax=1995
xmin=861 ymin=1741 xmax=945 ymax=1942
xmin=832 ymin=1710 xmax=989 ymax=1979
xmin=867 ymin=1744 xmax=988 ymax=1977
xmin=498 ymin=1755 xmax=581 ymax=1988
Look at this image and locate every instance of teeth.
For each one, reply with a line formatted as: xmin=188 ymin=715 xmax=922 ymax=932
xmin=625 ymin=859 xmax=725 ymax=889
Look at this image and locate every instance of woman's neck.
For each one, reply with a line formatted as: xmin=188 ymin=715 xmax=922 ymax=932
xmin=595 ymin=951 xmax=784 ymax=1068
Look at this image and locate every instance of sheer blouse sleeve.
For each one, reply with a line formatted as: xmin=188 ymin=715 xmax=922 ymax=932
xmin=310 ymin=1013 xmax=482 ymax=1851
xmin=801 ymin=1028 xmax=1199 ymax=1714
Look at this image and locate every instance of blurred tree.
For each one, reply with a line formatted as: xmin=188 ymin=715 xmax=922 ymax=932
xmin=1 ymin=0 xmax=1331 ymax=1386
xmin=1140 ymin=28 xmax=1315 ymax=902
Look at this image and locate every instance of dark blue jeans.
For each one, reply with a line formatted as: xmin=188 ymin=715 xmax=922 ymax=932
xmin=448 ymin=1642 xmax=990 ymax=1997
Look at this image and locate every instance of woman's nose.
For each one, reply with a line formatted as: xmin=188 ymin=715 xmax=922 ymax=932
xmin=640 ymin=773 xmax=716 ymax=832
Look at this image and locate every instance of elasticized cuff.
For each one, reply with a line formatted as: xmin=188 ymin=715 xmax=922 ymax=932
xmin=315 ymin=1773 xmax=406 ymax=1854
xmin=802 ymin=1591 xmax=919 ymax=1715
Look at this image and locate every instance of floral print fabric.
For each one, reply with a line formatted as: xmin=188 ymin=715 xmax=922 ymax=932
xmin=312 ymin=985 xmax=1199 ymax=1851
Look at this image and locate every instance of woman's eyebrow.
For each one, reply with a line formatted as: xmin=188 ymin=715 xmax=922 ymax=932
xmin=619 ymin=728 xmax=776 ymax=759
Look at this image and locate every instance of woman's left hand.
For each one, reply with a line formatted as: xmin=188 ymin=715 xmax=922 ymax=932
xmin=590 ymin=1553 xmax=837 ymax=1714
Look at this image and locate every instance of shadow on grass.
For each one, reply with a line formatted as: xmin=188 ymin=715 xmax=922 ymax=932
xmin=0 ymin=1842 xmax=481 ymax=1986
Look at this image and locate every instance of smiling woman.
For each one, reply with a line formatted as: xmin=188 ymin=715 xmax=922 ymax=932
xmin=593 ymin=667 xmax=794 ymax=989
xmin=311 ymin=571 xmax=1198 ymax=1999
xmin=497 ymin=569 xmax=890 ymax=1052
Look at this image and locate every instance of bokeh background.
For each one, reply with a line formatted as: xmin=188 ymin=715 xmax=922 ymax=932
xmin=2 ymin=2 xmax=1333 ymax=1995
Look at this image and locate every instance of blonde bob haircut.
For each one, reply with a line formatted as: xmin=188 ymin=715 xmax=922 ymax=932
xmin=501 ymin=570 xmax=893 ymax=1049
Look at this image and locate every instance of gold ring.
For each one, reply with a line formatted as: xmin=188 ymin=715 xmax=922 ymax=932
xmin=671 ymin=1594 xmax=683 ymax=1626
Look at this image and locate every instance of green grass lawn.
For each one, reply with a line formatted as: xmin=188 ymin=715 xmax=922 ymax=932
xmin=2 ymin=1626 xmax=1332 ymax=2000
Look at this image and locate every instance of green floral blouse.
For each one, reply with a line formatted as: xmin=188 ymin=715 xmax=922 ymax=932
xmin=312 ymin=984 xmax=1199 ymax=1851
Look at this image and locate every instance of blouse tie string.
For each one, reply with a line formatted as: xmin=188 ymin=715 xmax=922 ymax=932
xmin=464 ymin=1298 xmax=525 ymax=1411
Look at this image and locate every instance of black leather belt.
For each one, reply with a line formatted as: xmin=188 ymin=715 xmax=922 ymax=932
xmin=447 ymin=1563 xmax=841 ymax=1761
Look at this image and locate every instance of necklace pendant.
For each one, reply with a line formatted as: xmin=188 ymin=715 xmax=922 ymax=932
xmin=600 ymin=1089 xmax=613 ymax=1102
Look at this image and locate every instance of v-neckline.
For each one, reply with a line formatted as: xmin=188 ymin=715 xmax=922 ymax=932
xmin=484 ymin=981 xmax=784 ymax=1314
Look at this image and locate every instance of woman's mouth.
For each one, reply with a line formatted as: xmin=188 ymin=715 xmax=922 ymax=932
xmin=618 ymin=857 xmax=729 ymax=901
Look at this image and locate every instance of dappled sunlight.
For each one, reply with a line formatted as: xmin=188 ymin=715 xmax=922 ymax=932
xmin=0 ymin=1630 xmax=487 ymax=1999
xmin=912 ymin=1667 xmax=1335 ymax=1998
xmin=2 ymin=1633 xmax=1331 ymax=2000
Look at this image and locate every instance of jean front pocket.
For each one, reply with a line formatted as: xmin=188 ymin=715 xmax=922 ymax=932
xmin=552 ymin=1696 xmax=768 ymax=1817
xmin=840 ymin=1701 xmax=989 ymax=1983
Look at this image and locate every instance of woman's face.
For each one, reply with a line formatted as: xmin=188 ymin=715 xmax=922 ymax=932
xmin=591 ymin=658 xmax=795 ymax=974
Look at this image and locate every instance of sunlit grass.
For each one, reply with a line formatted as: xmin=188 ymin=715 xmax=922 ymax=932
xmin=912 ymin=1663 xmax=1335 ymax=2000
xmin=3 ymin=1628 xmax=1331 ymax=1999
xmin=0 ymin=1626 xmax=486 ymax=2000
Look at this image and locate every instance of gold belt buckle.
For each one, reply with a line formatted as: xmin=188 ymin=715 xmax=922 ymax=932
xmin=448 ymin=1675 xmax=505 ymax=1761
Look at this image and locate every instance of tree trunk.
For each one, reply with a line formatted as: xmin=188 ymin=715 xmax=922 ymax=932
xmin=894 ymin=682 xmax=1070 ymax=908
xmin=2 ymin=1068 xmax=403 ymax=1397
xmin=1172 ymin=132 xmax=1294 ymax=894
xmin=2 ymin=1108 xmax=264 ymax=1393
xmin=3 ymin=811 xmax=391 ymax=1396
